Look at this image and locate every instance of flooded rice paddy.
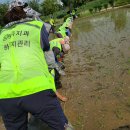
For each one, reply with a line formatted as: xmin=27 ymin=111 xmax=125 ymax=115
xmin=60 ymin=7 xmax=130 ymax=130
xmin=1 ymin=7 xmax=130 ymax=130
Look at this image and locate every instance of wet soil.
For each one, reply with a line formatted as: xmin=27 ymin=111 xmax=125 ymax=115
xmin=0 ymin=117 xmax=5 ymax=130
xmin=59 ymin=8 xmax=130 ymax=130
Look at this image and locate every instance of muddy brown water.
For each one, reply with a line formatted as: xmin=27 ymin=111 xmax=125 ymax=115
xmin=1 ymin=8 xmax=130 ymax=130
xmin=60 ymin=8 xmax=130 ymax=130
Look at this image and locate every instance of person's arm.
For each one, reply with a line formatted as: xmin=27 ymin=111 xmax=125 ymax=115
xmin=52 ymin=47 xmax=61 ymax=57
xmin=41 ymin=25 xmax=50 ymax=51
xmin=55 ymin=91 xmax=67 ymax=102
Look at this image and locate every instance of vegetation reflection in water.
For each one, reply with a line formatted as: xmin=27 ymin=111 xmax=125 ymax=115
xmin=61 ymin=8 xmax=130 ymax=130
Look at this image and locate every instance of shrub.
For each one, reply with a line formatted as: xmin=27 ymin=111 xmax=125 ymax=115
xmin=89 ymin=8 xmax=93 ymax=14
xmin=103 ymin=3 xmax=108 ymax=10
xmin=56 ymin=12 xmax=66 ymax=19
xmin=109 ymin=0 xmax=114 ymax=7
xmin=94 ymin=5 xmax=98 ymax=12
xmin=97 ymin=5 xmax=102 ymax=12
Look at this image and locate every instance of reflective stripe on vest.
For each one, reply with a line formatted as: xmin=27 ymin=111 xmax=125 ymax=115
xmin=0 ymin=20 xmax=56 ymax=99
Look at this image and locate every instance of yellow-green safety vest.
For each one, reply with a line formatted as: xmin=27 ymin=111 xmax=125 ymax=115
xmin=59 ymin=25 xmax=66 ymax=31
xmin=72 ymin=10 xmax=76 ymax=15
xmin=58 ymin=29 xmax=66 ymax=37
xmin=49 ymin=38 xmax=62 ymax=51
xmin=49 ymin=19 xmax=55 ymax=26
xmin=63 ymin=22 xmax=69 ymax=28
xmin=66 ymin=17 xmax=72 ymax=22
xmin=0 ymin=20 xmax=56 ymax=99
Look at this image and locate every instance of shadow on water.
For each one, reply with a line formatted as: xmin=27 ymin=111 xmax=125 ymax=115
xmin=61 ymin=8 xmax=130 ymax=130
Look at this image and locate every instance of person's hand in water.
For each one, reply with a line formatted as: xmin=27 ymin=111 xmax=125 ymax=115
xmin=55 ymin=91 xmax=68 ymax=102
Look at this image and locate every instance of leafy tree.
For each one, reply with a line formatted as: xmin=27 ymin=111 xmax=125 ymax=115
xmin=71 ymin=0 xmax=87 ymax=8
xmin=109 ymin=0 xmax=114 ymax=8
xmin=103 ymin=3 xmax=108 ymax=10
xmin=89 ymin=8 xmax=93 ymax=14
xmin=61 ymin=0 xmax=68 ymax=6
xmin=28 ymin=0 xmax=41 ymax=13
xmin=0 ymin=4 xmax=8 ymax=26
xmin=41 ymin=0 xmax=61 ymax=16
xmin=93 ymin=5 xmax=98 ymax=12
xmin=97 ymin=4 xmax=102 ymax=12
xmin=68 ymin=0 xmax=75 ymax=10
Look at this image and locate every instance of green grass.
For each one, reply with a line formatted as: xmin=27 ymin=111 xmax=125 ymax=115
xmin=76 ymin=0 xmax=130 ymax=19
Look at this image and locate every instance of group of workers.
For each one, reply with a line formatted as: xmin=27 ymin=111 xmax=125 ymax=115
xmin=48 ymin=16 xmax=73 ymax=102
xmin=0 ymin=0 xmax=77 ymax=130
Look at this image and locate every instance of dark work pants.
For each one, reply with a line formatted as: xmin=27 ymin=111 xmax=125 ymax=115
xmin=0 ymin=90 xmax=68 ymax=130
xmin=52 ymin=47 xmax=61 ymax=62
xmin=55 ymin=69 xmax=62 ymax=89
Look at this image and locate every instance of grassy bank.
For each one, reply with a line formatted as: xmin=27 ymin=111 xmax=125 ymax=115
xmin=54 ymin=0 xmax=130 ymax=24
xmin=77 ymin=0 xmax=130 ymax=18
xmin=77 ymin=4 xmax=130 ymax=20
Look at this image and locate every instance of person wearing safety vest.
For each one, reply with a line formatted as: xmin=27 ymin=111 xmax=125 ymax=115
xmin=49 ymin=16 xmax=55 ymax=33
xmin=65 ymin=17 xmax=73 ymax=29
xmin=56 ymin=24 xmax=70 ymax=38
xmin=56 ymin=19 xmax=73 ymax=38
xmin=66 ymin=17 xmax=73 ymax=23
xmin=49 ymin=38 xmax=70 ymax=100
xmin=49 ymin=38 xmax=69 ymax=74
xmin=63 ymin=22 xmax=72 ymax=37
xmin=50 ymin=38 xmax=70 ymax=61
xmin=72 ymin=9 xmax=77 ymax=19
xmin=0 ymin=1 xmax=74 ymax=130
xmin=56 ymin=28 xmax=67 ymax=38
xmin=50 ymin=17 xmax=55 ymax=26
xmin=72 ymin=9 xmax=76 ymax=15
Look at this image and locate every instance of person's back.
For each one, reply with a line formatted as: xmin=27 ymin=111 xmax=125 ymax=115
xmin=0 ymin=1 xmax=73 ymax=130
xmin=49 ymin=16 xmax=55 ymax=33
xmin=0 ymin=20 xmax=55 ymax=98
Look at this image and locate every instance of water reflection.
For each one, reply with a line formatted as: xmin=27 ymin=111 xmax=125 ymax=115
xmin=63 ymin=8 xmax=130 ymax=130
xmin=73 ymin=8 xmax=130 ymax=46
xmin=111 ymin=9 xmax=127 ymax=32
